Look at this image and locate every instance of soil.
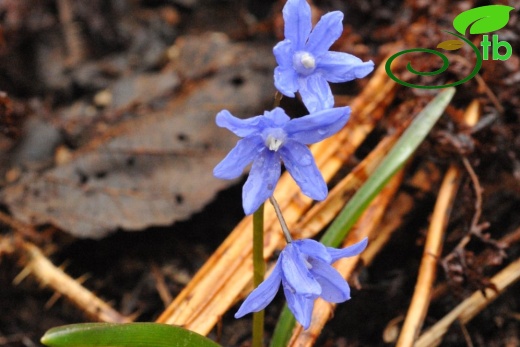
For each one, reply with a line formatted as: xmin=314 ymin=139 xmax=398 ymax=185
xmin=1 ymin=0 xmax=519 ymax=346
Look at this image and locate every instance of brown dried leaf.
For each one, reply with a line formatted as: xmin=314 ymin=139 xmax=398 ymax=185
xmin=0 ymin=35 xmax=275 ymax=238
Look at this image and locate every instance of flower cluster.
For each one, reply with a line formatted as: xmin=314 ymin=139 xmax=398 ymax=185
xmin=213 ymin=0 xmax=373 ymax=330
xmin=214 ymin=0 xmax=374 ymax=215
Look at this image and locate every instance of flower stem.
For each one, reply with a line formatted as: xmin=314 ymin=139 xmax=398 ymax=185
xmin=252 ymin=203 xmax=265 ymax=347
xmin=273 ymin=91 xmax=282 ymax=108
xmin=251 ymin=91 xmax=283 ymax=347
xmin=269 ymin=196 xmax=292 ymax=243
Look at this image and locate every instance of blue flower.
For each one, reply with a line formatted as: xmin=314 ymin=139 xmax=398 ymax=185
xmin=235 ymin=238 xmax=368 ymax=329
xmin=213 ymin=106 xmax=350 ymax=215
xmin=274 ymin=0 xmax=374 ymax=113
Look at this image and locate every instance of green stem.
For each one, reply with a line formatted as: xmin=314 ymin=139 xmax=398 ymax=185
xmin=252 ymin=203 xmax=265 ymax=347
xmin=251 ymin=86 xmax=283 ymax=347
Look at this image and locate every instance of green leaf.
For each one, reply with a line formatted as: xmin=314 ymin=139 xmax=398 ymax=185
xmin=270 ymin=307 xmax=296 ymax=347
xmin=453 ymin=5 xmax=514 ymax=35
xmin=270 ymin=88 xmax=456 ymax=346
xmin=41 ymin=323 xmax=222 ymax=347
xmin=436 ymin=39 xmax=463 ymax=50
xmin=320 ymin=87 xmax=455 ymax=247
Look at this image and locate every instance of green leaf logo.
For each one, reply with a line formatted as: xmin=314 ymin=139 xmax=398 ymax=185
xmin=437 ymin=39 xmax=464 ymax=50
xmin=453 ymin=5 xmax=514 ymax=35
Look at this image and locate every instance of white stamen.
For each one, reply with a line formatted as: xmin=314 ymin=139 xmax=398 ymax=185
xmin=300 ymin=52 xmax=316 ymax=69
xmin=266 ymin=135 xmax=284 ymax=151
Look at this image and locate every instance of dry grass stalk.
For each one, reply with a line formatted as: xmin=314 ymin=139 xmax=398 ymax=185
xmin=429 ymin=224 xmax=520 ymax=304
xmin=415 ymin=256 xmax=520 ymax=347
xmin=0 ymin=212 xmax=130 ymax=322
xmin=13 ymin=239 xmax=131 ymax=323
xmin=396 ymin=165 xmax=462 ymax=346
xmin=56 ymin=0 xmax=85 ymax=66
xmin=396 ymin=100 xmax=480 ymax=346
xmin=156 ymin=62 xmax=397 ymax=334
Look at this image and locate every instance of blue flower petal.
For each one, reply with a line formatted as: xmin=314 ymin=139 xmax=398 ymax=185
xmin=213 ymin=136 xmax=264 ymax=179
xmin=273 ymin=39 xmax=295 ymax=68
xmin=235 ymin=261 xmax=283 ymax=318
xmin=281 ymin=242 xmax=321 ymax=296
xmin=298 ymin=74 xmax=334 ymax=113
xmin=279 ymin=141 xmax=327 ymax=200
xmin=305 ymin=11 xmax=344 ymax=54
xmin=317 ymin=52 xmax=375 ymax=83
xmin=293 ymin=239 xmax=331 ymax=263
xmin=282 ymin=281 xmax=315 ymax=329
xmin=274 ymin=66 xmax=299 ymax=98
xmin=308 ymin=257 xmax=351 ymax=303
xmin=283 ymin=0 xmax=312 ymax=49
xmin=216 ymin=110 xmax=267 ymax=137
xmin=284 ymin=106 xmax=350 ymax=144
xmin=327 ymin=237 xmax=369 ymax=263
xmin=263 ymin=107 xmax=291 ymax=126
xmin=242 ymin=150 xmax=281 ymax=215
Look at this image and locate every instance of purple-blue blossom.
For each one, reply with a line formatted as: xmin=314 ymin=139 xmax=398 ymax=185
xmin=235 ymin=237 xmax=368 ymax=329
xmin=213 ymin=106 xmax=350 ymax=215
xmin=274 ymin=0 xmax=374 ymax=113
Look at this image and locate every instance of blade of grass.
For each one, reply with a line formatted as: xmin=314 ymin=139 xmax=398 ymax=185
xmin=321 ymin=87 xmax=455 ymax=247
xmin=270 ymin=307 xmax=296 ymax=347
xmin=270 ymin=87 xmax=456 ymax=347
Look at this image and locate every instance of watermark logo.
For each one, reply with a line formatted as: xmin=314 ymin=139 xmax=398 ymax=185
xmin=385 ymin=5 xmax=515 ymax=89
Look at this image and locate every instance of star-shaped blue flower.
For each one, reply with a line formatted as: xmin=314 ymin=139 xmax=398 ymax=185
xmin=213 ymin=106 xmax=350 ymax=215
xmin=274 ymin=0 xmax=374 ymax=113
xmin=235 ymin=237 xmax=368 ymax=329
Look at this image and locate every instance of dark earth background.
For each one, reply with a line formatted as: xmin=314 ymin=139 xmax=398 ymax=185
xmin=1 ymin=0 xmax=520 ymax=346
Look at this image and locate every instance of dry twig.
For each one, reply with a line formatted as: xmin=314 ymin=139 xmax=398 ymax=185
xmin=396 ymin=165 xmax=462 ymax=346
xmin=56 ymin=0 xmax=84 ymax=66
xmin=0 ymin=211 xmax=131 ymax=323
xmin=13 ymin=238 xmax=132 ymax=323
xmin=396 ymin=100 xmax=480 ymax=346
xmin=415 ymin=257 xmax=520 ymax=347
